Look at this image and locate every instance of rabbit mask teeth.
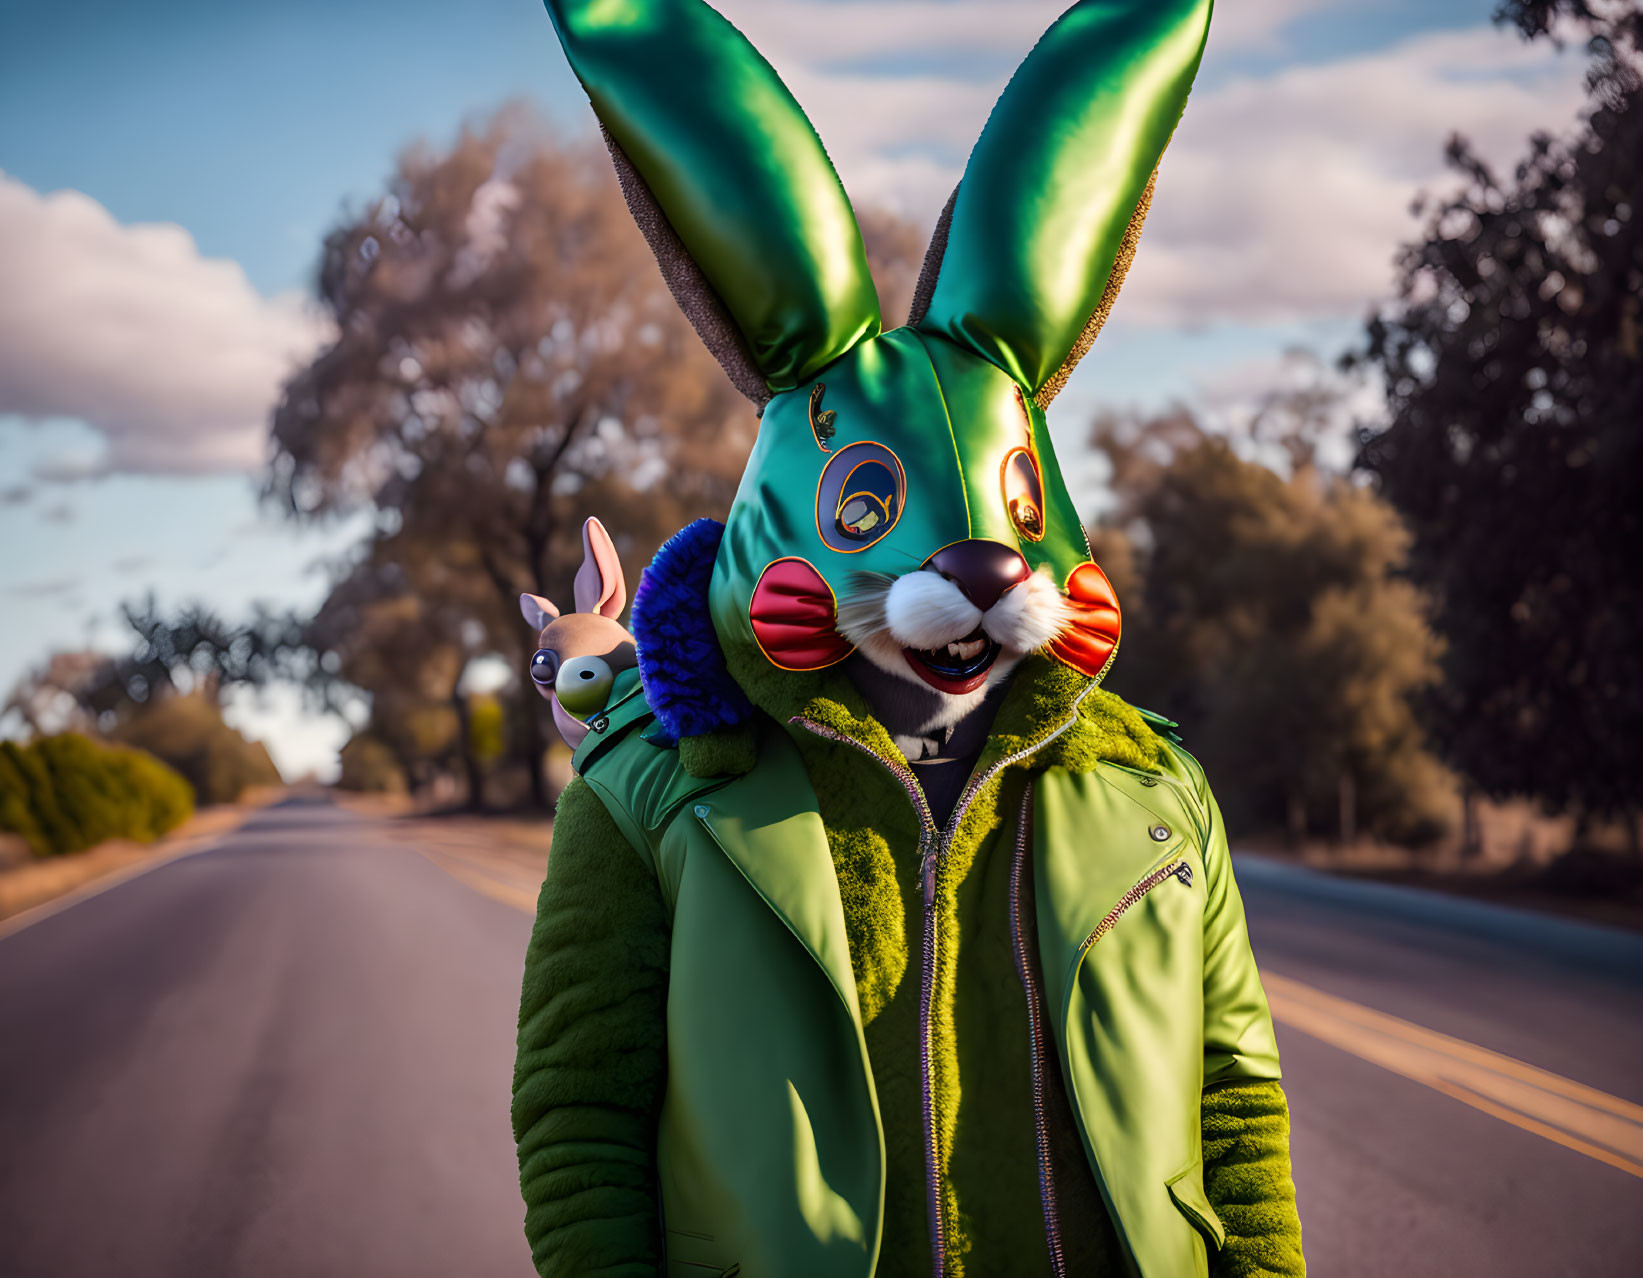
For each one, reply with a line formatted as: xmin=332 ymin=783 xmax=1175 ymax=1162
xmin=838 ymin=566 xmax=1073 ymax=696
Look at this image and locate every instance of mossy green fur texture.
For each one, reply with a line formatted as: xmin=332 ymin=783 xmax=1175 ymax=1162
xmin=735 ymin=655 xmax=1168 ymax=1274
xmin=513 ymin=777 xmax=670 ymax=1278
xmin=1202 ymin=1079 xmax=1307 ymax=1276
xmin=677 ymin=721 xmax=760 ymax=778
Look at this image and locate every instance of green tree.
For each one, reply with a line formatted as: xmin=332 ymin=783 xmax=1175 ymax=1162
xmin=1356 ymin=0 xmax=1641 ymax=848
xmin=299 ymin=548 xmax=475 ymax=802
xmin=336 ymin=734 xmax=408 ymax=794
xmin=4 ymin=600 xmax=299 ymax=738
xmin=468 ymin=694 xmax=506 ymax=768
xmin=1092 ymin=410 xmax=1453 ymax=845
xmin=111 ymin=691 xmax=281 ymax=806
xmin=3 ymin=599 xmax=292 ymax=806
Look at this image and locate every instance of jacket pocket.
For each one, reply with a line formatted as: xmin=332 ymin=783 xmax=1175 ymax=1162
xmin=1166 ymin=1155 xmax=1227 ymax=1252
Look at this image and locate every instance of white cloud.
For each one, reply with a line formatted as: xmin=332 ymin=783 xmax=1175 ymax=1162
xmin=718 ymin=0 xmax=1332 ymax=65
xmin=705 ymin=10 xmax=1590 ymax=326
xmin=1191 ymin=347 xmax=1386 ymax=472
xmin=0 ymin=171 xmax=332 ymax=476
xmin=710 ymin=0 xmax=1344 ymax=223
xmin=1121 ymin=25 xmax=1589 ymax=324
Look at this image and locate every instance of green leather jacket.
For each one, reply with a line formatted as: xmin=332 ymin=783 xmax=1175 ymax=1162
xmin=521 ymin=665 xmax=1292 ymax=1278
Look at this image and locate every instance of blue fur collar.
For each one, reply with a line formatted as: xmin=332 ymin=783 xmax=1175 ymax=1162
xmin=631 ymin=519 xmax=753 ymax=745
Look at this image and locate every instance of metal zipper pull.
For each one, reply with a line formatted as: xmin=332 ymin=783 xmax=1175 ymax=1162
xmin=1173 ymin=862 xmax=1193 ymax=888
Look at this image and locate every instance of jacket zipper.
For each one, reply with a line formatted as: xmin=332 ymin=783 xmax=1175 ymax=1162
xmin=793 ymin=679 xmax=1097 ymax=1278
xmin=1009 ymin=785 xmax=1066 ymax=1278
xmin=791 ymin=718 xmax=946 ymax=1275
xmin=1078 ymin=857 xmax=1193 ymax=957
xmin=1010 ymin=793 xmax=1194 ymax=1276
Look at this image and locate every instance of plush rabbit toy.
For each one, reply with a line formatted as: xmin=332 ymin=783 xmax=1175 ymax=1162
xmin=514 ymin=3 xmax=1305 ymax=1278
xmin=518 ymin=517 xmax=637 ymax=752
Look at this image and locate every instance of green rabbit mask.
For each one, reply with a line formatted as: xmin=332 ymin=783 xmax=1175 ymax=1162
xmin=544 ymin=0 xmax=1213 ymax=707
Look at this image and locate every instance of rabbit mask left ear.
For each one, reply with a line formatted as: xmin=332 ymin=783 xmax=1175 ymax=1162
xmin=544 ymin=0 xmax=883 ymax=408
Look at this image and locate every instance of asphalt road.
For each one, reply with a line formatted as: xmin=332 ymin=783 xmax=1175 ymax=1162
xmin=0 ymin=798 xmax=538 ymax=1278
xmin=1 ymin=796 xmax=1640 ymax=1277
xmin=1239 ymin=857 xmax=1643 ymax=1278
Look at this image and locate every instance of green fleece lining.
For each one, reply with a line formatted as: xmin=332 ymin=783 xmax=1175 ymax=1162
xmin=513 ymin=777 xmax=670 ymax=1277
xmin=731 ymin=653 xmax=1170 ymax=781
xmin=1201 ymin=1080 xmax=1307 ymax=1276
xmin=678 ymin=721 xmax=760 ymax=778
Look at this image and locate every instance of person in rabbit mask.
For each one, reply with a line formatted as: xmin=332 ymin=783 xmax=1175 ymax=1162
xmin=513 ymin=3 xmax=1305 ymax=1276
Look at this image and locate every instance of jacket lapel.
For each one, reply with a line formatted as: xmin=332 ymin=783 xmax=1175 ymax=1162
xmin=692 ymin=730 xmax=864 ymax=1026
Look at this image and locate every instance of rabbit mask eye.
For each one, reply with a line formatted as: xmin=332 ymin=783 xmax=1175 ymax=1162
xmin=816 ymin=441 xmax=905 ymax=553
xmin=529 ymin=648 xmax=560 ymax=686
xmin=1002 ymin=447 xmax=1046 ymax=542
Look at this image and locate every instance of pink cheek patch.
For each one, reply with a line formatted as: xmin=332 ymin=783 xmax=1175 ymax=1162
xmin=749 ymin=557 xmax=854 ymax=671
xmin=1048 ymin=561 xmax=1122 ymax=679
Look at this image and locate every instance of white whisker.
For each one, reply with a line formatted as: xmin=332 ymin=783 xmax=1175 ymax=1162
xmin=836 ymin=564 xmax=1075 ymax=697
xmin=983 ymin=567 xmax=1071 ymax=652
xmin=885 ymin=572 xmax=982 ymax=649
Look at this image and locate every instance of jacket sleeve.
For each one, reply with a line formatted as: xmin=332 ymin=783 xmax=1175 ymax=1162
xmin=512 ymin=775 xmax=671 ymax=1278
xmin=1202 ymin=1080 xmax=1305 ymax=1277
xmin=1199 ymin=787 xmax=1282 ymax=1087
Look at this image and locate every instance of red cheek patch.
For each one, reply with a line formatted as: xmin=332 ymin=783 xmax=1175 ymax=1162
xmin=749 ymin=557 xmax=854 ymax=671
xmin=1048 ymin=561 xmax=1122 ymax=679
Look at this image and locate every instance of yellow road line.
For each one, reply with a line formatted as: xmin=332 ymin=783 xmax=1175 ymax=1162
xmin=418 ymin=849 xmax=539 ymax=914
xmin=1264 ymin=971 xmax=1643 ymax=1179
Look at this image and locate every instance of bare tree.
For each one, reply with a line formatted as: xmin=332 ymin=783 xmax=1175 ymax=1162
xmin=265 ymin=108 xmax=754 ymax=807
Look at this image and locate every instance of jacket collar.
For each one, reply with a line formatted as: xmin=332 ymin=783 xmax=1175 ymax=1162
xmin=728 ymin=648 xmax=1166 ymax=780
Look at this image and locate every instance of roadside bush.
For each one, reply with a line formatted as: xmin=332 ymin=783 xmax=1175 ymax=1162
xmin=0 ymin=734 xmax=195 ymax=856
xmin=112 ymin=692 xmax=281 ymax=806
xmin=336 ymin=734 xmax=407 ymax=794
xmin=0 ymin=742 xmax=56 ymax=853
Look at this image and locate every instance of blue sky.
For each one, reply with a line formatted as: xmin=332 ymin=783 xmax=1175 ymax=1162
xmin=0 ymin=0 xmax=1590 ymax=776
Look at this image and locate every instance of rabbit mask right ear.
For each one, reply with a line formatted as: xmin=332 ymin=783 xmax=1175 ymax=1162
xmin=912 ymin=0 xmax=1213 ymax=409
xmin=544 ymin=0 xmax=883 ymax=409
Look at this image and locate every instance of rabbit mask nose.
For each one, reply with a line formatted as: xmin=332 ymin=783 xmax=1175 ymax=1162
xmin=924 ymin=540 xmax=1031 ymax=612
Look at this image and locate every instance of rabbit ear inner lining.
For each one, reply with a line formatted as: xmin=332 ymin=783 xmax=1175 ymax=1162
xmin=601 ymin=126 xmax=771 ymax=411
xmin=1034 ymin=165 xmax=1158 ymax=411
xmin=908 ymin=183 xmax=959 ymax=330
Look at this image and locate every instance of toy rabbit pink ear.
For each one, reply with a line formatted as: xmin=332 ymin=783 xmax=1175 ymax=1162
xmin=520 ymin=592 xmax=559 ymax=630
xmin=573 ymin=517 xmax=627 ymax=620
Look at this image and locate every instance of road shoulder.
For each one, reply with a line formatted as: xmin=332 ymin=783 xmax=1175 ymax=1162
xmin=0 ymin=787 xmax=284 ymax=937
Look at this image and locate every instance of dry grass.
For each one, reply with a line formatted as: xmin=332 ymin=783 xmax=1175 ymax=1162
xmin=0 ymin=787 xmax=285 ymax=925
